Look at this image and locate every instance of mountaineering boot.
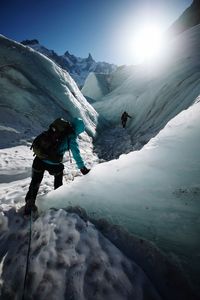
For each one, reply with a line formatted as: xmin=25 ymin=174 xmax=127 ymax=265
xmin=24 ymin=201 xmax=38 ymax=216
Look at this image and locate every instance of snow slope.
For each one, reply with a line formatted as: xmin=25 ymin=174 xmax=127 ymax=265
xmin=41 ymin=98 xmax=200 ymax=298
xmin=0 ymin=35 xmax=98 ymax=148
xmin=93 ymin=24 xmax=200 ymax=149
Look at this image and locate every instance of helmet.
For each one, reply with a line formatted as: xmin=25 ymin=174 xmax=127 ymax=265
xmin=49 ymin=118 xmax=74 ymax=135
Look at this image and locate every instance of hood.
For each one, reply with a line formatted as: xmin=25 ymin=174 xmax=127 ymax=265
xmin=72 ymin=118 xmax=85 ymax=135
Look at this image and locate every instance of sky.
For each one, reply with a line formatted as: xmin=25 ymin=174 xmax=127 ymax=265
xmin=0 ymin=0 xmax=193 ymax=65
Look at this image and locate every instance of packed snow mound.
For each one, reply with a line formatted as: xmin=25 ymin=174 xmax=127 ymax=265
xmin=93 ymin=24 xmax=200 ymax=148
xmin=41 ymin=98 xmax=200 ymax=297
xmin=0 ymin=209 xmax=161 ymax=300
xmin=0 ymin=35 xmax=98 ymax=148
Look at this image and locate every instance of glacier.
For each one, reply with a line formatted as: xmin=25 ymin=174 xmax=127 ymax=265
xmin=0 ymin=19 xmax=200 ymax=300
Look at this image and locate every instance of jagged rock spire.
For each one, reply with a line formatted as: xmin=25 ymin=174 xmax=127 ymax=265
xmin=87 ymin=53 xmax=94 ymax=62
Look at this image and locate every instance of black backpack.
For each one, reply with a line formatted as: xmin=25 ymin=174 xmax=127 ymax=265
xmin=30 ymin=118 xmax=74 ymax=162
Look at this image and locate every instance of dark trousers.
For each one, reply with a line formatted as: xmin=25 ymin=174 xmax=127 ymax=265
xmin=122 ymin=119 xmax=127 ymax=128
xmin=25 ymin=157 xmax=64 ymax=205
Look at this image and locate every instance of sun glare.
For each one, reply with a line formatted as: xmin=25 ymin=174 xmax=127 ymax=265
xmin=132 ymin=24 xmax=165 ymax=64
xmin=113 ymin=17 xmax=169 ymax=65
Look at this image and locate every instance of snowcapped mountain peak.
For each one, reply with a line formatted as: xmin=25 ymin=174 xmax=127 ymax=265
xmin=63 ymin=50 xmax=77 ymax=62
xmin=21 ymin=39 xmax=56 ymax=57
xmin=21 ymin=40 xmax=117 ymax=88
xmin=64 ymin=50 xmax=70 ymax=56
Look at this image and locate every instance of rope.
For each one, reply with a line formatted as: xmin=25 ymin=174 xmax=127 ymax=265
xmin=22 ymin=211 xmax=33 ymax=300
xmin=68 ymin=149 xmax=72 ymax=164
xmin=65 ymin=137 xmax=74 ymax=181
xmin=67 ymin=137 xmax=72 ymax=164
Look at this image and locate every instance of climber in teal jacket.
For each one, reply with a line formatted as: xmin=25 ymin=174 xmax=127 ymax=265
xmin=24 ymin=117 xmax=90 ymax=215
xmin=43 ymin=117 xmax=86 ymax=168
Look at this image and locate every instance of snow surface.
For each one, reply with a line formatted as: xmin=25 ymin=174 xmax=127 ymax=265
xmin=0 ymin=209 xmax=162 ymax=300
xmin=41 ymin=99 xmax=200 ymax=298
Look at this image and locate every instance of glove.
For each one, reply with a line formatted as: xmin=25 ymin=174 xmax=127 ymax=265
xmin=80 ymin=167 xmax=90 ymax=175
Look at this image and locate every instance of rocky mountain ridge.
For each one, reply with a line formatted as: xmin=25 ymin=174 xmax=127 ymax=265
xmin=21 ymin=39 xmax=117 ymax=87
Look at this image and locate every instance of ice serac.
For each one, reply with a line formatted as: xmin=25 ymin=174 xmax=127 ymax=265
xmin=0 ymin=35 xmax=98 ymax=148
xmin=81 ymin=72 xmax=110 ymax=102
xmin=93 ymin=24 xmax=200 ymax=149
xmin=82 ymin=64 xmax=136 ymax=103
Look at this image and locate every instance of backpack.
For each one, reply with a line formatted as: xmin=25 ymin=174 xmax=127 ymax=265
xmin=30 ymin=118 xmax=74 ymax=162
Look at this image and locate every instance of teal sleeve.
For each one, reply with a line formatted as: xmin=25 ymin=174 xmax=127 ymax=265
xmin=58 ymin=139 xmax=69 ymax=155
xmin=69 ymin=137 xmax=85 ymax=169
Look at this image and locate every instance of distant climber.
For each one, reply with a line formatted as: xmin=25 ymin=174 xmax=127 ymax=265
xmin=121 ymin=111 xmax=132 ymax=128
xmin=24 ymin=117 xmax=90 ymax=216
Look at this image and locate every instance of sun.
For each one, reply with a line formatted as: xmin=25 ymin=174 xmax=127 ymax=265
xmin=132 ymin=24 xmax=165 ymax=64
xmin=113 ymin=18 xmax=168 ymax=65
xmin=132 ymin=24 xmax=164 ymax=63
